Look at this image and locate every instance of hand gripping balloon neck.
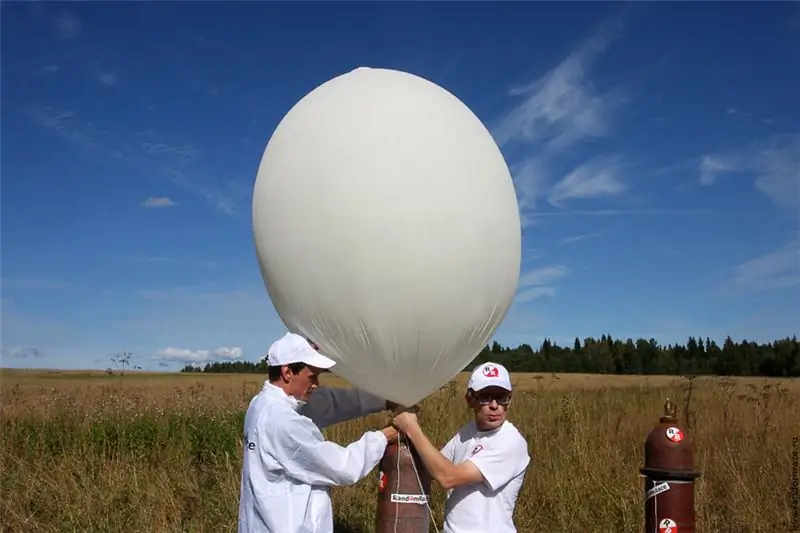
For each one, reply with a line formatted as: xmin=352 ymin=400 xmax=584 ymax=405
xmin=387 ymin=403 xmax=420 ymax=429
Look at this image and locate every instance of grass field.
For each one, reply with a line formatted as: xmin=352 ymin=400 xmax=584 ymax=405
xmin=1 ymin=369 xmax=798 ymax=532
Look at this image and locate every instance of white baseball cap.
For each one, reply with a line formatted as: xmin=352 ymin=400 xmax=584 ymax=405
xmin=467 ymin=362 xmax=512 ymax=392
xmin=267 ymin=332 xmax=336 ymax=370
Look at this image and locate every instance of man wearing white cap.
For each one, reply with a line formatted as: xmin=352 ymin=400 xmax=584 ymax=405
xmin=392 ymin=362 xmax=530 ymax=533
xmin=238 ymin=332 xmax=400 ymax=533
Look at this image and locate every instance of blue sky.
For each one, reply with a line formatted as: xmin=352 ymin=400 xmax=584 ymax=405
xmin=2 ymin=2 xmax=798 ymax=371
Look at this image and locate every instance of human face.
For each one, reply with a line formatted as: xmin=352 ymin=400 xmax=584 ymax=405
xmin=466 ymin=386 xmax=511 ymax=431
xmin=283 ymin=365 xmax=324 ymax=402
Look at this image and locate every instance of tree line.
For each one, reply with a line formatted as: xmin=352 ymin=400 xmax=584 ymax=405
xmin=180 ymin=335 xmax=800 ymax=377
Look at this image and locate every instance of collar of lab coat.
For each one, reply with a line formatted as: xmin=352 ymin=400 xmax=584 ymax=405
xmin=262 ymin=381 xmax=305 ymax=412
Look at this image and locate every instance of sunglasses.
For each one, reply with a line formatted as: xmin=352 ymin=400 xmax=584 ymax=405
xmin=472 ymin=391 xmax=511 ymax=406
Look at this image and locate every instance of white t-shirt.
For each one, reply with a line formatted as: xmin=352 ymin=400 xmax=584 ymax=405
xmin=440 ymin=420 xmax=530 ymax=533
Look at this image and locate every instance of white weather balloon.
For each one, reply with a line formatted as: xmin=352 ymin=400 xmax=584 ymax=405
xmin=252 ymin=67 xmax=521 ymax=407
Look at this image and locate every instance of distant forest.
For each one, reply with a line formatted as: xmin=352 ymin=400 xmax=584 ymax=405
xmin=180 ymin=335 xmax=800 ymax=377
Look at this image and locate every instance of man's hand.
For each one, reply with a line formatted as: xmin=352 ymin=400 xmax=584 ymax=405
xmin=392 ymin=411 xmax=420 ymax=434
xmin=380 ymin=425 xmax=399 ymax=443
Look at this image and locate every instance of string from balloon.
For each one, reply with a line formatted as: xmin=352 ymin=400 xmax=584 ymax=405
xmin=393 ymin=433 xmax=440 ymax=533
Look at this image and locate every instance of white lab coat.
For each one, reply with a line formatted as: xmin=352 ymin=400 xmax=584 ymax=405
xmin=238 ymin=381 xmax=389 ymax=533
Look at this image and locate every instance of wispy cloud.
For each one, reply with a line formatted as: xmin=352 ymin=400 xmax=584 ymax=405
xmin=55 ymin=11 xmax=81 ymax=40
xmin=530 ymin=208 xmax=711 ymax=217
xmin=492 ymin=16 xmax=626 ymax=151
xmin=559 ymin=230 xmax=604 ymax=245
xmin=96 ymin=72 xmax=118 ymax=87
xmin=698 ymin=155 xmax=734 ymax=186
xmin=731 ymin=240 xmax=800 ymax=292
xmin=548 ymin=156 xmax=627 ymax=207
xmin=2 ymin=278 xmax=71 ymax=291
xmin=116 ymin=255 xmax=217 ymax=270
xmin=699 ymin=134 xmax=800 ymax=208
xmin=155 ymin=346 xmax=244 ymax=364
xmin=28 ymin=107 xmax=111 ymax=155
xmin=27 ymin=107 xmax=240 ymax=214
xmin=140 ymin=196 xmax=177 ymax=209
xmin=515 ymin=265 xmax=569 ymax=303
xmin=508 ymin=156 xmax=546 ymax=211
xmin=489 ymin=14 xmax=642 ymax=220
xmin=1 ymin=346 xmax=46 ymax=359
xmin=713 ymin=140 xmax=799 ymax=293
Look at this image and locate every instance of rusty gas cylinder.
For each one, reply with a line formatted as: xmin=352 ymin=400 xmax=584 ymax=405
xmin=375 ymin=438 xmax=432 ymax=533
xmin=639 ymin=398 xmax=702 ymax=533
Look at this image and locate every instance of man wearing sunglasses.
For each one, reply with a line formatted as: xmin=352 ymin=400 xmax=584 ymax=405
xmin=392 ymin=362 xmax=530 ymax=533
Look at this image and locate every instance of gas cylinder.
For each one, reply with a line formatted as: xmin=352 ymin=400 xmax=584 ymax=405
xmin=640 ymin=398 xmax=702 ymax=533
xmin=375 ymin=438 xmax=432 ymax=533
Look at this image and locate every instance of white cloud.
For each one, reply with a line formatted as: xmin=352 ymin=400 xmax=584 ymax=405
xmin=515 ymin=286 xmax=557 ymax=303
xmin=559 ymin=231 xmax=604 ymax=244
xmin=732 ymin=240 xmax=800 ymax=292
xmin=140 ymin=196 xmax=177 ymax=208
xmin=698 ymin=155 xmax=734 ymax=186
xmin=489 ymin=16 xmax=631 ymax=218
xmin=548 ymin=156 xmax=627 ymax=206
xmin=55 ymin=12 xmax=81 ymax=40
xmin=699 ymin=134 xmax=800 ymax=208
xmin=492 ymin=23 xmax=625 ymax=151
xmin=1 ymin=346 xmax=46 ymax=359
xmin=155 ymin=346 xmax=245 ymax=364
xmin=0 ymin=278 xmax=282 ymax=370
xmin=2 ymin=278 xmax=71 ymax=290
xmin=96 ymin=72 xmax=118 ymax=87
xmin=515 ymin=265 xmax=569 ymax=302
xmin=752 ymin=136 xmax=800 ymax=208
xmin=508 ymin=156 xmax=546 ymax=211
xmin=27 ymin=107 xmax=240 ymax=215
xmin=530 ymin=208 xmax=711 ymax=217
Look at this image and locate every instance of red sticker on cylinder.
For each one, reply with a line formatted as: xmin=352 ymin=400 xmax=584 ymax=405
xmin=659 ymin=518 xmax=677 ymax=533
xmin=378 ymin=471 xmax=387 ymax=492
xmin=665 ymin=427 xmax=684 ymax=443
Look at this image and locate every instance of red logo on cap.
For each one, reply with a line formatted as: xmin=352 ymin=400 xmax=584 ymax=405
xmin=482 ymin=365 xmax=499 ymax=378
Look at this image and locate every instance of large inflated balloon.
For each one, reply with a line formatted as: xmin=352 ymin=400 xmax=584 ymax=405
xmin=252 ymin=67 xmax=521 ymax=407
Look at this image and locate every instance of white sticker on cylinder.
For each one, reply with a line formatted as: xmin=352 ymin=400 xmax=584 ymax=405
xmin=390 ymin=493 xmax=428 ymax=504
xmin=645 ymin=481 xmax=670 ymax=500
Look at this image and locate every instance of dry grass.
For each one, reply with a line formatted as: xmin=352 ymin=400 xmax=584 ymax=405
xmin=1 ymin=370 xmax=798 ymax=532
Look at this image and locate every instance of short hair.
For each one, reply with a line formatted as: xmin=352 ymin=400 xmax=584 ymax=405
xmin=268 ymin=362 xmax=307 ymax=382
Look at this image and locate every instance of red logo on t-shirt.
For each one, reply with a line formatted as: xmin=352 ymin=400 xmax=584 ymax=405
xmin=378 ymin=471 xmax=387 ymax=491
xmin=482 ymin=365 xmax=499 ymax=378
